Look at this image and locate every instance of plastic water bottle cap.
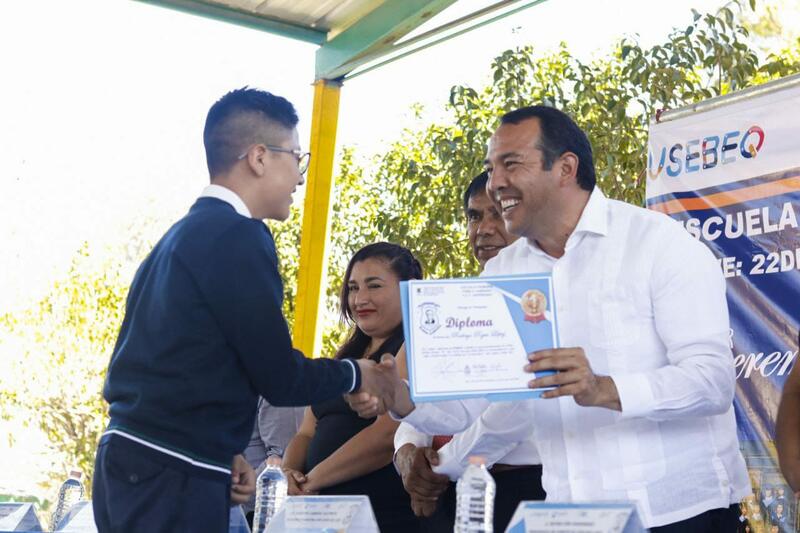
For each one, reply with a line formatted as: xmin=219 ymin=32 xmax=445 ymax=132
xmin=69 ymin=470 xmax=83 ymax=480
xmin=467 ymin=456 xmax=486 ymax=466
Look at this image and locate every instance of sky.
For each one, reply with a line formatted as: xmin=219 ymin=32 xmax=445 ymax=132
xmin=0 ymin=0 xmax=771 ymax=496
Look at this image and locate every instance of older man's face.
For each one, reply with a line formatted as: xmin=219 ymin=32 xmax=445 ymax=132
xmin=466 ymin=189 xmax=517 ymax=268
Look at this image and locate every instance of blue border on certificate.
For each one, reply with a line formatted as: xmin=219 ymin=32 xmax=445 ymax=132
xmin=401 ymin=273 xmax=559 ymax=403
xmin=516 ymin=502 xmax=636 ymax=510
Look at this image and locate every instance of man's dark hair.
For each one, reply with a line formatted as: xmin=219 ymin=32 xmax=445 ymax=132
xmin=500 ymin=106 xmax=596 ymax=191
xmin=463 ymin=171 xmax=489 ymax=214
xmin=203 ymin=87 xmax=299 ymax=177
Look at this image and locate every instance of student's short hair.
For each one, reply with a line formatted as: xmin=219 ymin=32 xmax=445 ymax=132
xmin=462 ymin=171 xmax=489 ymax=214
xmin=500 ymin=105 xmax=596 ymax=191
xmin=203 ymin=87 xmax=298 ymax=176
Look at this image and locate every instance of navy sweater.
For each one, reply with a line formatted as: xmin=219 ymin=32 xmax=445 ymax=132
xmin=103 ymin=197 xmax=358 ymax=469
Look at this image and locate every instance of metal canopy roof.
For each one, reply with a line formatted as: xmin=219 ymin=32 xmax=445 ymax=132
xmin=136 ymin=0 xmax=460 ymax=79
xmin=135 ymin=0 xmax=546 ymax=80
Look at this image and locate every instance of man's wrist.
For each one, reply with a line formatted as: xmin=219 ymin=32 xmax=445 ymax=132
xmin=395 ymin=443 xmax=417 ymax=476
xmin=596 ymin=376 xmax=621 ymax=411
xmin=391 ymin=380 xmax=415 ymax=417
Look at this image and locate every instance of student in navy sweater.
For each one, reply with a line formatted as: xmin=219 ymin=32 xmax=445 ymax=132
xmin=92 ymin=88 xmax=374 ymax=532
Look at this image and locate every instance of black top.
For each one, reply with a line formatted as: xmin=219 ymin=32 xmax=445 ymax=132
xmin=103 ymin=197 xmax=359 ymax=468
xmin=306 ymin=334 xmax=421 ymax=532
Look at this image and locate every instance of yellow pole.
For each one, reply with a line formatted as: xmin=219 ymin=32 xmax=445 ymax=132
xmin=292 ymin=79 xmax=342 ymax=358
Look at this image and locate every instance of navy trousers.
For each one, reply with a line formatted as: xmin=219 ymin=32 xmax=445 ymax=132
xmin=650 ymin=504 xmax=742 ymax=532
xmin=93 ymin=433 xmax=231 ymax=533
xmin=492 ymin=465 xmax=546 ymax=532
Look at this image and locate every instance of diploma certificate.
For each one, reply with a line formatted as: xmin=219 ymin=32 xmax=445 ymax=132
xmin=400 ymin=274 xmax=559 ymax=402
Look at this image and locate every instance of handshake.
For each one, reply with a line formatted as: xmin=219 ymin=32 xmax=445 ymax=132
xmin=349 ymin=354 xmax=416 ymax=419
xmin=347 ymin=346 xmax=619 ymax=415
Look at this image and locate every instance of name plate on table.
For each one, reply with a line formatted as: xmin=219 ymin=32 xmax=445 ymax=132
xmin=52 ymin=501 xmax=95 ymax=532
xmin=266 ymin=495 xmax=378 ymax=532
xmin=46 ymin=502 xmax=257 ymax=533
xmin=505 ymin=502 xmax=645 ymax=533
xmin=228 ymin=506 xmax=251 ymax=533
xmin=0 ymin=503 xmax=43 ymax=532
xmin=401 ymin=274 xmax=559 ymax=402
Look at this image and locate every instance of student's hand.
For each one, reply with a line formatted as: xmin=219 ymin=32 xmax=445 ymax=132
xmin=525 ymin=347 xmax=621 ymax=411
xmin=395 ymin=444 xmax=449 ymax=501
xmin=348 ymin=354 xmax=414 ymax=418
xmin=283 ymin=468 xmax=307 ymax=496
xmin=230 ymin=454 xmax=256 ymax=504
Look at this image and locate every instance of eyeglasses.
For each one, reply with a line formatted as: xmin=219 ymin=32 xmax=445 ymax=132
xmin=238 ymin=144 xmax=311 ymax=175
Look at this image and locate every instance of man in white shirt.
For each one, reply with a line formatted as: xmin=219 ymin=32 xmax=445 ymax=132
xmin=352 ymin=105 xmax=751 ymax=531
xmin=394 ymin=172 xmax=544 ymax=532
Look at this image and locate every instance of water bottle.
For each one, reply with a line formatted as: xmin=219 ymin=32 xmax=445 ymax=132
xmin=50 ymin=469 xmax=85 ymax=531
xmin=455 ymin=456 xmax=496 ymax=533
xmin=252 ymin=458 xmax=288 ymax=533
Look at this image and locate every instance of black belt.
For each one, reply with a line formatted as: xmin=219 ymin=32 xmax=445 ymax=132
xmin=489 ymin=463 xmax=539 ymax=474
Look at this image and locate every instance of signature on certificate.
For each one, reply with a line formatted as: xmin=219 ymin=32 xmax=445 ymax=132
xmin=432 ymin=360 xmax=473 ymax=377
xmin=432 ymin=360 xmax=508 ymax=379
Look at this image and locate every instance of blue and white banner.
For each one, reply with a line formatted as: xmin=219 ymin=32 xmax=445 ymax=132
xmin=646 ymin=80 xmax=800 ymax=532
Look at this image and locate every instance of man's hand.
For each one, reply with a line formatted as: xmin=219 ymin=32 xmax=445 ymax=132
xmin=525 ymin=347 xmax=621 ymax=411
xmin=348 ymin=354 xmax=414 ymax=418
xmin=283 ymin=467 xmax=308 ymax=496
xmin=230 ymin=454 xmax=256 ymax=504
xmin=395 ymin=444 xmax=450 ymax=503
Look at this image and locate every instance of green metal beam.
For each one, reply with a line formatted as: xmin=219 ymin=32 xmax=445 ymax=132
xmin=134 ymin=0 xmax=327 ymax=45
xmin=344 ymin=0 xmax=551 ymax=80
xmin=315 ymin=0 xmax=458 ymax=80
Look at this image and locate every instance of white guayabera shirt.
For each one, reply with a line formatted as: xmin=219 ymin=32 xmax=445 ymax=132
xmin=396 ymin=188 xmax=751 ymax=529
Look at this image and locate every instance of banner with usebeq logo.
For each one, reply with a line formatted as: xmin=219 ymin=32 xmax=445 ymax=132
xmin=646 ymin=79 xmax=800 ymax=531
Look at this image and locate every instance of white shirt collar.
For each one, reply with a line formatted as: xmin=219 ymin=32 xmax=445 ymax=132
xmin=571 ymin=186 xmax=609 ymax=237
xmin=199 ymin=184 xmax=252 ymax=218
xmin=519 ymin=187 xmax=609 ymax=258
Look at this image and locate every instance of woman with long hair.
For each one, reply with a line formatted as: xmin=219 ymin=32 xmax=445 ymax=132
xmin=282 ymin=242 xmax=423 ymax=532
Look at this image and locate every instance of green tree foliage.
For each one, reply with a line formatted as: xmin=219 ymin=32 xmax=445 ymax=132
xmin=0 ymin=244 xmax=128 ymax=500
xmin=744 ymin=0 xmax=800 ymax=46
xmin=273 ymin=147 xmax=383 ymax=356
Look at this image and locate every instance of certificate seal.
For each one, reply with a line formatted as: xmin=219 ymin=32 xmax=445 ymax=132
xmin=520 ymin=289 xmax=547 ymax=323
xmin=418 ymin=302 xmax=441 ymax=334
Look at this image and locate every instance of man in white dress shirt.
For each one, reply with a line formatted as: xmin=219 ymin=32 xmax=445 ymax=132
xmin=352 ymin=105 xmax=751 ymax=531
xmin=394 ymin=172 xmax=545 ymax=532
